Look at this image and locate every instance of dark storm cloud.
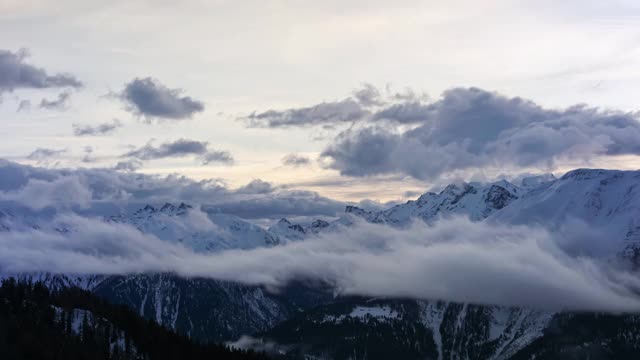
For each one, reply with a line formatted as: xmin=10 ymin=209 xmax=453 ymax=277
xmin=118 ymin=77 xmax=204 ymax=120
xmin=321 ymin=87 xmax=640 ymax=180
xmin=281 ymin=153 xmax=311 ymax=167
xmin=39 ymin=90 xmax=72 ymax=110
xmin=72 ymin=119 xmax=122 ymax=136
xmin=123 ymin=138 xmax=233 ymax=165
xmin=0 ymin=49 xmax=82 ymax=93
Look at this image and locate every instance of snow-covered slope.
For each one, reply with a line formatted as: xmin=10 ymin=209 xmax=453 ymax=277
xmin=109 ymin=202 xmax=280 ymax=252
xmin=276 ymin=169 xmax=640 ymax=261
xmin=268 ymin=218 xmax=331 ymax=242
xmin=273 ymin=179 xmax=522 ymax=240
xmin=491 ymin=168 xmax=640 ymax=259
xmin=370 ymin=179 xmax=520 ymax=225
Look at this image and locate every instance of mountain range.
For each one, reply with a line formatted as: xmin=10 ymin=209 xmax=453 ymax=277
xmin=3 ymin=168 xmax=640 ymax=359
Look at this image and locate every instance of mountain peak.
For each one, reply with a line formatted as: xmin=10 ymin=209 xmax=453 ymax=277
xmin=440 ymin=182 xmax=472 ymax=197
xmin=560 ymin=168 xmax=612 ymax=181
xmin=345 ymin=206 xmax=373 ymax=219
xmin=310 ymin=219 xmax=330 ymax=229
xmin=160 ymin=202 xmax=176 ymax=212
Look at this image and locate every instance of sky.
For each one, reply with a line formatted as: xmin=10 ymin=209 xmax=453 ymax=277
xmin=2 ymin=0 xmax=640 ymax=202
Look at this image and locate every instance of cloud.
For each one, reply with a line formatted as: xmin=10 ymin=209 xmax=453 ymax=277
xmin=372 ymin=101 xmax=431 ymax=123
xmin=236 ymin=179 xmax=277 ymax=195
xmin=16 ymin=99 xmax=31 ymax=112
xmin=242 ymin=84 xmax=432 ymax=128
xmin=0 ymin=175 xmax=91 ymax=210
xmin=246 ymin=98 xmax=367 ymax=128
xmin=113 ymin=159 xmax=143 ymax=172
xmin=281 ymin=153 xmax=311 ymax=167
xmin=1 ymin=215 xmax=639 ymax=312
xmin=403 ymin=190 xmax=422 ymax=198
xmin=321 ymin=87 xmax=640 ymax=180
xmin=0 ymin=48 xmax=82 ymax=93
xmin=81 ymin=146 xmax=95 ymax=163
xmin=202 ymin=188 xmax=343 ymax=220
xmin=227 ymin=336 xmax=287 ymax=355
xmin=123 ymin=138 xmax=233 ymax=165
xmin=39 ymin=90 xmax=72 ymax=110
xmin=73 ymin=119 xmax=122 ymax=136
xmin=352 ymin=83 xmax=384 ymax=107
xmin=117 ymin=77 xmax=204 ymax=120
xmin=0 ymin=160 xmax=343 ymax=220
xmin=201 ymin=150 xmax=234 ymax=165
xmin=27 ymin=148 xmax=67 ymax=164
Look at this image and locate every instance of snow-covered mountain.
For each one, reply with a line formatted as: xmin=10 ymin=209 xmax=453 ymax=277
xmin=491 ymin=169 xmax=640 ymax=259
xmin=0 ymin=202 xmax=302 ymax=342
xmin=109 ymin=202 xmax=280 ymax=252
xmin=370 ymin=179 xmax=520 ymax=225
xmin=276 ymin=169 xmax=640 ymax=261
xmin=4 ymin=168 xmax=640 ymax=357
xmin=268 ymin=218 xmax=330 ymax=241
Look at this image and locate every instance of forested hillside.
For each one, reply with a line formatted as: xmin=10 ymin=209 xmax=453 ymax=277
xmin=0 ymin=278 xmax=273 ymax=360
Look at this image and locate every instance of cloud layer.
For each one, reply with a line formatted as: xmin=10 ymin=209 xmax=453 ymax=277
xmin=321 ymin=87 xmax=640 ymax=179
xmin=0 ymin=176 xmax=91 ymax=210
xmin=118 ymin=77 xmax=204 ymax=120
xmin=0 ymin=160 xmax=345 ymax=220
xmin=0 ymin=48 xmax=82 ymax=93
xmin=1 ymin=214 xmax=639 ymax=312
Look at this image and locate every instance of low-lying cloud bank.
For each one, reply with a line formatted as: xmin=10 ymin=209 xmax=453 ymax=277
xmin=0 ymin=160 xmax=346 ymax=220
xmin=1 ymin=213 xmax=639 ymax=312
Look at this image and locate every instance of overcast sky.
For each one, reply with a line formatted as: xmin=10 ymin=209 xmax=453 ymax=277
xmin=2 ymin=0 xmax=640 ymax=201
